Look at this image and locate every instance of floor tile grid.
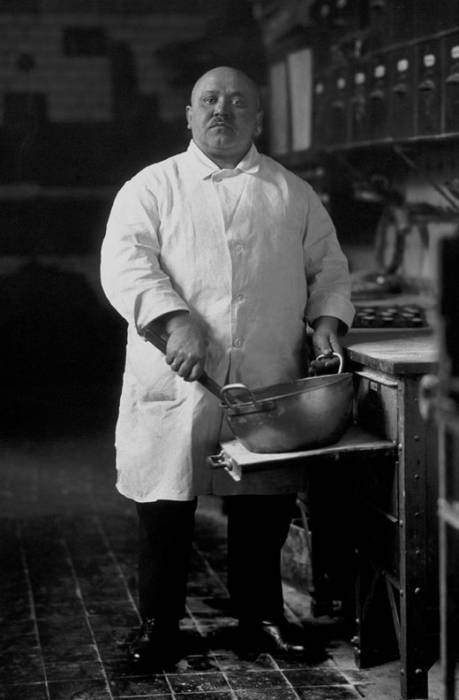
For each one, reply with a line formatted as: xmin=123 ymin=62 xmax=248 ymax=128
xmin=20 ymin=510 xmax=360 ymax=700
xmin=12 ymin=485 xmax=380 ymax=699
xmin=92 ymin=513 xmax=141 ymax=626
xmin=189 ymin=544 xmax=308 ymax=700
xmin=0 ymin=435 xmax=444 ymax=700
xmin=92 ymin=523 xmax=304 ymax=699
xmin=58 ymin=536 xmax=115 ymax=699
xmin=95 ymin=512 xmax=234 ymax=700
xmin=84 ymin=514 xmax=432 ymax=700
xmin=16 ymin=519 xmax=51 ymax=699
xmin=191 ymin=542 xmax=367 ymax=699
xmin=182 ymin=608 xmax=241 ymax=700
xmin=15 ymin=512 xmax=116 ymax=697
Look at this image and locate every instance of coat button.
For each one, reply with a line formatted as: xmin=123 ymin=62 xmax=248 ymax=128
xmin=233 ymin=337 xmax=242 ymax=348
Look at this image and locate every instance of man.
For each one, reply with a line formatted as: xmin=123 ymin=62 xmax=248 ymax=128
xmin=101 ymin=66 xmax=354 ymax=666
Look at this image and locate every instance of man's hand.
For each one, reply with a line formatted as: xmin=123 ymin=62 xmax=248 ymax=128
xmin=164 ymin=312 xmax=207 ymax=381
xmin=309 ymin=316 xmax=343 ymax=375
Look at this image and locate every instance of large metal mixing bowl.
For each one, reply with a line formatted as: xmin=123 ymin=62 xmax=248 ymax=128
xmin=221 ymin=356 xmax=353 ymax=453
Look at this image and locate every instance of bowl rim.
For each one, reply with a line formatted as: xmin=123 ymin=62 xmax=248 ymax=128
xmin=223 ymin=373 xmax=353 ymax=415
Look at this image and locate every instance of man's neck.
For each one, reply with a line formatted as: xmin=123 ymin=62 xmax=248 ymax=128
xmin=194 ymin=141 xmax=252 ymax=170
xmin=215 ymin=160 xmax=237 ymax=169
xmin=205 ymin=153 xmax=241 ymax=169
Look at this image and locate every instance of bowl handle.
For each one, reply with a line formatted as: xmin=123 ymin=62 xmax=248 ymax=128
xmin=220 ymin=383 xmax=260 ymax=408
xmin=315 ymin=352 xmax=344 ymax=374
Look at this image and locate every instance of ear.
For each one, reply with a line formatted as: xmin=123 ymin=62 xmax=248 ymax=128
xmin=254 ymin=110 xmax=263 ymax=138
xmin=185 ymin=105 xmax=192 ymax=131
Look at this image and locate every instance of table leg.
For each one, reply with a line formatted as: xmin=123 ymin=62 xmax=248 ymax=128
xmin=398 ymin=378 xmax=429 ymax=700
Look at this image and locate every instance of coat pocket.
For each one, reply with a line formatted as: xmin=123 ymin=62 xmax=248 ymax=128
xmin=127 ymin=337 xmax=178 ymax=403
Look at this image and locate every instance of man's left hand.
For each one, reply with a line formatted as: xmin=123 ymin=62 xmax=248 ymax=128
xmin=309 ymin=316 xmax=343 ymax=375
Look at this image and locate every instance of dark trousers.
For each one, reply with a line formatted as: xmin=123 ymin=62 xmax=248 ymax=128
xmin=136 ymin=494 xmax=296 ymax=623
xmin=137 ymin=499 xmax=198 ymax=622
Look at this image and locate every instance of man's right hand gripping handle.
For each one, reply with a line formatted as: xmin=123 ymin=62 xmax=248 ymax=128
xmin=155 ymin=311 xmax=208 ymax=382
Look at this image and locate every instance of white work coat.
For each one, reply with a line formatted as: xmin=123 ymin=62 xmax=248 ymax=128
xmin=101 ymin=141 xmax=354 ymax=502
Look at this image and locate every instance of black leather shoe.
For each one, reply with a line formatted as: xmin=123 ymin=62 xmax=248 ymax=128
xmin=128 ymin=618 xmax=181 ymax=668
xmin=237 ymin=617 xmax=306 ymax=655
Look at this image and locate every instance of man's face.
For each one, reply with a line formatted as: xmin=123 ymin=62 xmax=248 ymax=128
xmin=186 ymin=67 xmax=262 ymax=167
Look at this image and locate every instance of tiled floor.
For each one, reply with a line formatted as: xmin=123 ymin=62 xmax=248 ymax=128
xmin=0 ymin=424 xmax=443 ymax=700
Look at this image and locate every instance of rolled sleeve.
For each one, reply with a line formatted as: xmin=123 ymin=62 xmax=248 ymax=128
xmin=303 ymin=186 xmax=355 ymax=329
xmin=100 ymin=180 xmax=189 ymax=331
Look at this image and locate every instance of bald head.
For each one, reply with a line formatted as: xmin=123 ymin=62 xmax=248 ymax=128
xmin=190 ymin=66 xmax=261 ymax=109
xmin=186 ymin=65 xmax=263 ymax=169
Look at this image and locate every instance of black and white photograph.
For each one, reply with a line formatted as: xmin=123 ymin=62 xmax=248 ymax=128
xmin=1 ymin=1 xmax=459 ymax=699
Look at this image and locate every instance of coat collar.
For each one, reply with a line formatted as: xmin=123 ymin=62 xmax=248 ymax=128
xmin=186 ymin=139 xmax=261 ymax=180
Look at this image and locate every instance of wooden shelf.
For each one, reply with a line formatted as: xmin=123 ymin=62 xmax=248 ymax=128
xmin=210 ymin=424 xmax=395 ymax=481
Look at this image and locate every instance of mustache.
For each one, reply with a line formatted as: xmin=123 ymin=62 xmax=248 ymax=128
xmin=209 ymin=118 xmax=234 ymax=128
